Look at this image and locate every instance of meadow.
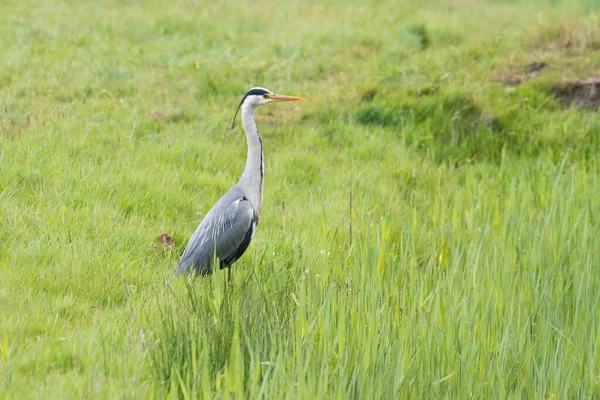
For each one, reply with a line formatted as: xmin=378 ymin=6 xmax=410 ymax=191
xmin=1 ymin=0 xmax=600 ymax=398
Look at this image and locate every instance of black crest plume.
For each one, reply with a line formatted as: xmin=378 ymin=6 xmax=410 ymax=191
xmin=230 ymin=88 xmax=270 ymax=129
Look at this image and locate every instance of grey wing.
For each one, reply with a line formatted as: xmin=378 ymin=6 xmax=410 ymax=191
xmin=175 ymin=193 xmax=255 ymax=275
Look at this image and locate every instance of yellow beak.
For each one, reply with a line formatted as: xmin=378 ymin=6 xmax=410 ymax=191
xmin=267 ymin=93 xmax=305 ymax=102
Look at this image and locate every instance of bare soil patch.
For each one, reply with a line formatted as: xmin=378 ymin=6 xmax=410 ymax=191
xmin=553 ymin=77 xmax=600 ymax=111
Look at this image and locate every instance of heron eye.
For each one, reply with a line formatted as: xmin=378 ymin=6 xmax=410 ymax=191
xmin=263 ymin=94 xmax=268 ymax=98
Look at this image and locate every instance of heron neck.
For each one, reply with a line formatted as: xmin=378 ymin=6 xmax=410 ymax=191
xmin=238 ymin=104 xmax=264 ymax=214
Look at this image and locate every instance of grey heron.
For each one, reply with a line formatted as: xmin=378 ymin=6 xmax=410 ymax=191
xmin=175 ymin=87 xmax=303 ymax=281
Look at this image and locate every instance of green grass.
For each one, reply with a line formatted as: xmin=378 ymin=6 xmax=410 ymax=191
xmin=1 ymin=0 xmax=600 ymax=398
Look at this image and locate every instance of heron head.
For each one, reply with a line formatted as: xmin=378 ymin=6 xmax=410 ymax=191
xmin=231 ymin=87 xmax=304 ymax=129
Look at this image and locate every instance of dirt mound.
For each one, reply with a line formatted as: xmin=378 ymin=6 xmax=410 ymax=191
xmin=553 ymin=77 xmax=600 ymax=111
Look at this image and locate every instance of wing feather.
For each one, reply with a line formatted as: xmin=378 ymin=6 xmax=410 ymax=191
xmin=175 ymin=188 xmax=255 ymax=275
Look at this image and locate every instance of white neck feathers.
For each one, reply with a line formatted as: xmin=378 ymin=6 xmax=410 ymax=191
xmin=237 ymin=102 xmax=264 ymax=214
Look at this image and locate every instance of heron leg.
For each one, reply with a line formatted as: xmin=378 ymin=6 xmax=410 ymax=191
xmin=227 ymin=266 xmax=232 ymax=285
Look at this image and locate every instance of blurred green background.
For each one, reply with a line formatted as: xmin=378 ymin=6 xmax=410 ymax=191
xmin=1 ymin=0 xmax=599 ymax=398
